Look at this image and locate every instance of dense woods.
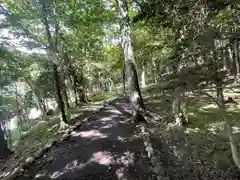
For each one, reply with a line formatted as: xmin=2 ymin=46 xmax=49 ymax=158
xmin=0 ymin=0 xmax=240 ymax=179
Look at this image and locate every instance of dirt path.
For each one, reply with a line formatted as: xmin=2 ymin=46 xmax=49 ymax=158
xmin=17 ymin=97 xmax=153 ymax=180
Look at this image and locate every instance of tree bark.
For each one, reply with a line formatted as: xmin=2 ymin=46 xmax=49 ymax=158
xmin=141 ymin=68 xmax=146 ymax=87
xmin=62 ymin=79 xmax=70 ymax=109
xmin=236 ymin=40 xmax=240 ymax=79
xmin=116 ymin=0 xmax=144 ymax=120
xmin=122 ymin=62 xmax=126 ymax=94
xmin=0 ymin=123 xmax=11 ymax=158
xmin=225 ymin=122 xmax=240 ymax=169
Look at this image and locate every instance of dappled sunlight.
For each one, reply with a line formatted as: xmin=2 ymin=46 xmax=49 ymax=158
xmin=232 ymin=126 xmax=240 ymax=134
xmin=117 ymin=136 xmax=125 ymax=141
xmin=71 ymin=130 xmax=107 ymax=139
xmin=47 ymin=124 xmax=59 ymax=132
xmin=100 ymin=117 xmax=114 ymax=122
xmin=207 ymin=121 xmax=225 ymax=134
xmin=105 ymin=109 xmax=122 ymax=114
xmin=34 ymin=173 xmax=49 ymax=179
xmin=200 ymin=103 xmax=218 ymax=111
xmin=227 ymin=104 xmax=240 ymax=112
xmin=101 ymin=125 xmax=113 ymax=129
xmin=0 ymin=171 xmax=10 ymax=178
xmin=51 ymin=159 xmax=89 ymax=179
xmin=90 ymin=151 xmax=113 ymax=165
xmin=116 ymin=167 xmax=128 ymax=180
xmin=116 ymin=151 xmax=134 ymax=167
xmin=188 ymin=112 xmax=197 ymax=118
xmin=184 ymin=127 xmax=200 ymax=134
xmin=49 ymin=150 xmax=136 ymax=179
xmin=70 ymin=113 xmax=83 ymax=119
xmin=98 ymin=115 xmax=119 ymax=122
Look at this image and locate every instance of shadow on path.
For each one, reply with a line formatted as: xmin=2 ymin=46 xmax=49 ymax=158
xmin=18 ymin=97 xmax=152 ymax=180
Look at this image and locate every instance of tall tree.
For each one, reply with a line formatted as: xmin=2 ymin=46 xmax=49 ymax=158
xmin=39 ymin=0 xmax=68 ymax=124
xmin=115 ymin=0 xmax=144 ymax=120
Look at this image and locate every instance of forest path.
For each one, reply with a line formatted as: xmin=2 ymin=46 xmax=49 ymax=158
xmin=18 ymin=96 xmax=153 ymax=180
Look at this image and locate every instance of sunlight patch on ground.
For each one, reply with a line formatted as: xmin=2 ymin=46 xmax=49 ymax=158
xmin=71 ymin=130 xmax=107 ymax=139
xmin=101 ymin=125 xmax=113 ymax=129
xmin=105 ymin=109 xmax=122 ymax=114
xmin=116 ymin=151 xmax=134 ymax=167
xmin=117 ymin=136 xmax=125 ymax=141
xmin=91 ymin=151 xmax=113 ymax=165
xmin=98 ymin=115 xmax=119 ymax=122
xmin=70 ymin=113 xmax=83 ymax=119
xmin=100 ymin=117 xmax=115 ymax=121
xmin=207 ymin=121 xmax=225 ymax=134
xmin=200 ymin=103 xmax=218 ymax=111
xmin=116 ymin=167 xmax=128 ymax=180
xmin=232 ymin=126 xmax=240 ymax=134
xmin=184 ymin=127 xmax=200 ymax=134
xmin=188 ymin=112 xmax=197 ymax=118
xmin=34 ymin=173 xmax=48 ymax=179
xmin=0 ymin=172 xmax=10 ymax=178
xmin=50 ymin=151 xmax=135 ymax=179
xmin=48 ymin=124 xmax=59 ymax=132
xmin=51 ymin=160 xmax=88 ymax=179
xmin=227 ymin=104 xmax=240 ymax=112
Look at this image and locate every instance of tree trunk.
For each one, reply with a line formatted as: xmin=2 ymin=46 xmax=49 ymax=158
xmin=228 ymin=44 xmax=236 ymax=75
xmin=62 ymin=80 xmax=70 ymax=109
xmin=152 ymin=61 xmax=158 ymax=84
xmin=172 ymin=87 xmax=188 ymax=126
xmin=40 ymin=1 xmax=68 ymax=124
xmin=116 ymin=0 xmax=144 ymax=121
xmin=236 ymin=40 xmax=240 ymax=80
xmin=53 ymin=64 xmax=68 ymax=123
xmin=122 ymin=62 xmax=126 ymax=94
xmin=213 ymin=49 xmax=225 ymax=108
xmin=0 ymin=124 xmax=11 ymax=158
xmin=73 ymin=77 xmax=79 ymax=106
xmin=225 ymin=122 xmax=240 ymax=169
xmin=141 ymin=68 xmax=146 ymax=87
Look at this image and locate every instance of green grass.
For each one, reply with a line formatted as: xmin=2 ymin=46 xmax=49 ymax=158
xmin=13 ymin=116 xmax=60 ymax=162
xmin=90 ymin=91 xmax=118 ymax=102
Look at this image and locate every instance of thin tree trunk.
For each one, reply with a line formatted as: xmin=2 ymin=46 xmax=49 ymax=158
xmin=152 ymin=60 xmax=158 ymax=84
xmin=122 ymin=62 xmax=126 ymax=94
xmin=73 ymin=75 xmax=79 ymax=106
xmin=141 ymin=68 xmax=146 ymax=87
xmin=0 ymin=123 xmax=11 ymax=158
xmin=62 ymin=80 xmax=70 ymax=109
xmin=228 ymin=44 xmax=236 ymax=75
xmin=53 ymin=64 xmax=68 ymax=123
xmin=225 ymin=122 xmax=240 ymax=169
xmin=236 ymin=40 xmax=240 ymax=79
xmin=116 ymin=0 xmax=145 ymax=121
xmin=212 ymin=49 xmax=225 ymax=108
xmin=40 ymin=1 xmax=67 ymax=124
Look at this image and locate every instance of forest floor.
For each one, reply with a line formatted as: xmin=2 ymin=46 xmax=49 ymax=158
xmin=143 ymin=85 xmax=240 ymax=179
